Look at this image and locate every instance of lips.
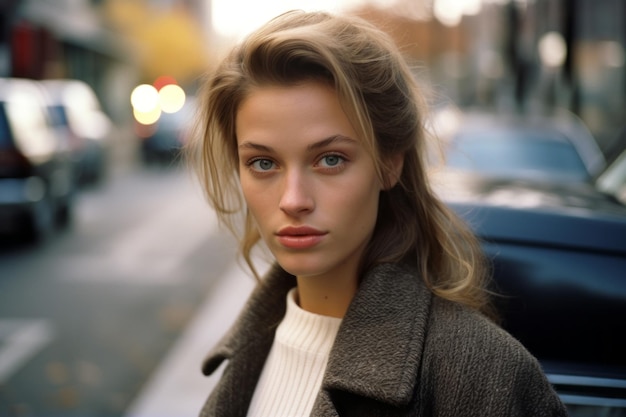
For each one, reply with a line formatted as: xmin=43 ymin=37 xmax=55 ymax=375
xmin=275 ymin=226 xmax=327 ymax=249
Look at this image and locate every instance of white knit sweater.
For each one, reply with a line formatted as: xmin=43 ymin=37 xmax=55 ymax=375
xmin=247 ymin=288 xmax=342 ymax=417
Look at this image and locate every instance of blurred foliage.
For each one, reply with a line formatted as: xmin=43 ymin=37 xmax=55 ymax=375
xmin=103 ymin=0 xmax=211 ymax=84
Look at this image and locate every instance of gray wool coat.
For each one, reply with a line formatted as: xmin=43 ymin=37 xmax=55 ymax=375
xmin=199 ymin=262 xmax=568 ymax=417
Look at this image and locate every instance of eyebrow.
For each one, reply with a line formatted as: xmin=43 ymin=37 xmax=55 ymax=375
xmin=238 ymin=135 xmax=357 ymax=152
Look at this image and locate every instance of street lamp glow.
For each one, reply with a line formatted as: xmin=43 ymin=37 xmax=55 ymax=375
xmin=434 ymin=0 xmax=463 ymax=26
xmin=538 ymin=32 xmax=567 ymax=68
xmin=159 ymin=84 xmax=186 ymax=113
xmin=462 ymin=0 xmax=482 ymax=16
xmin=133 ymin=106 xmax=162 ymax=125
xmin=434 ymin=0 xmax=482 ymax=26
xmin=131 ymin=84 xmax=160 ymax=113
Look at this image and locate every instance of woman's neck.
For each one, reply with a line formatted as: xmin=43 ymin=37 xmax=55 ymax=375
xmin=295 ymin=270 xmax=359 ymax=318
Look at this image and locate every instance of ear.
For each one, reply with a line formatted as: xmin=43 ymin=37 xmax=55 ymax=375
xmin=383 ymin=152 xmax=404 ymax=190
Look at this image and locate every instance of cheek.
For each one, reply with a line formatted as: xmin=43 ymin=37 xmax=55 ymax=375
xmin=241 ymin=180 xmax=273 ymax=226
xmin=335 ymin=178 xmax=380 ymax=222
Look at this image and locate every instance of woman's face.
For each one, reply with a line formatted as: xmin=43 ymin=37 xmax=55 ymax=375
xmin=236 ymin=81 xmax=382 ymax=282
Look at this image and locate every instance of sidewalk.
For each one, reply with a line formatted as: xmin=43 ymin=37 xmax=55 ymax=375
xmin=124 ymin=262 xmax=258 ymax=417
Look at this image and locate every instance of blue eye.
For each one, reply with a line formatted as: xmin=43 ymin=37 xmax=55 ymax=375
xmin=319 ymin=155 xmax=344 ymax=167
xmin=251 ymin=159 xmax=275 ymax=171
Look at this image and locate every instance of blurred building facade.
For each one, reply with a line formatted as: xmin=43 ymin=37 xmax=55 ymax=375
xmin=503 ymin=0 xmax=625 ymax=157
xmin=0 ymin=0 xmax=212 ymax=125
xmin=351 ymin=0 xmax=625 ymax=158
xmin=0 ymin=0 xmax=136 ymax=123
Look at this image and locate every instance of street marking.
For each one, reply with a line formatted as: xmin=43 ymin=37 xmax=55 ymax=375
xmin=0 ymin=319 xmax=54 ymax=384
xmin=105 ymin=188 xmax=218 ymax=282
xmin=59 ymin=181 xmax=221 ymax=284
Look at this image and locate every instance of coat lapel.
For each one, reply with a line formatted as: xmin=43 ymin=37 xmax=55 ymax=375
xmin=317 ymin=263 xmax=432 ymax=415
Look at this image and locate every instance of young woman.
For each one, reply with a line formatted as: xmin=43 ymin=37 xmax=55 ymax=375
xmin=188 ymin=10 xmax=568 ymax=417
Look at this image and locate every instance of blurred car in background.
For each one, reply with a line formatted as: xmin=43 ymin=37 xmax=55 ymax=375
xmin=0 ymin=78 xmax=75 ymax=241
xmin=433 ymin=169 xmax=626 ymax=415
xmin=433 ymin=108 xmax=607 ymax=183
xmin=598 ymin=149 xmax=626 ymax=204
xmin=40 ymin=79 xmax=112 ymax=185
xmin=597 ymin=128 xmax=626 ymax=205
xmin=138 ymin=96 xmax=196 ymax=165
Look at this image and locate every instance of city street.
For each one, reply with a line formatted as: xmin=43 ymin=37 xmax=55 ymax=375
xmin=1 ymin=1 xmax=625 ymax=416
xmin=0 ymin=161 xmax=253 ymax=417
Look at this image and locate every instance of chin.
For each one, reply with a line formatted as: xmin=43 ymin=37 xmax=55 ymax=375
xmin=274 ymin=254 xmax=328 ymax=278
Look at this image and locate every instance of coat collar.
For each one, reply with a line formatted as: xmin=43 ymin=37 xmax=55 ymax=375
xmin=322 ymin=262 xmax=432 ymax=407
xmin=201 ymin=262 xmax=432 ymax=414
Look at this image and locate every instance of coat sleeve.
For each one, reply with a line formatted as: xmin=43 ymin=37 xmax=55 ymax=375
xmin=421 ymin=298 xmax=569 ymax=417
xmin=506 ymin=353 xmax=569 ymax=417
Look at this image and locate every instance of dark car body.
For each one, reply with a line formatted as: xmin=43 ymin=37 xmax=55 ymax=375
xmin=0 ymin=78 xmax=75 ymax=241
xmin=436 ymin=171 xmax=626 ymax=415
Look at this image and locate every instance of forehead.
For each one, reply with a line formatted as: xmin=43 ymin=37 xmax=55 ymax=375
xmin=238 ymin=81 xmax=341 ymax=119
xmin=235 ymin=81 xmax=358 ymax=147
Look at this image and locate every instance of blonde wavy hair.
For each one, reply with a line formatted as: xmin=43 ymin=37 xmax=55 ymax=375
xmin=188 ymin=10 xmax=495 ymax=319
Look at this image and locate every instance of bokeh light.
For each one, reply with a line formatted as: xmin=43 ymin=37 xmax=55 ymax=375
xmin=153 ymin=75 xmax=178 ymax=91
xmin=159 ymin=84 xmax=186 ymax=114
xmin=538 ymin=31 xmax=567 ymax=68
xmin=130 ymin=84 xmax=159 ymax=113
xmin=434 ymin=0 xmax=482 ymax=27
xmin=133 ymin=106 xmax=162 ymax=125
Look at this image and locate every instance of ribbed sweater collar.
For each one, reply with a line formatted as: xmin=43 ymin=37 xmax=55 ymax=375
xmin=276 ymin=288 xmax=342 ymax=354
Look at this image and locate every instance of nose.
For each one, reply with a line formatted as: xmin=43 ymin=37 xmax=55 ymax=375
xmin=279 ymin=169 xmax=314 ymax=216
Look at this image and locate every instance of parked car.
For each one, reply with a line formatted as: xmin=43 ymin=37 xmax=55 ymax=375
xmin=139 ymin=96 xmax=195 ymax=165
xmin=0 ymin=78 xmax=75 ymax=241
xmin=597 ymin=128 xmax=626 ymax=205
xmin=433 ymin=108 xmax=607 ymax=183
xmin=39 ymin=79 xmax=112 ymax=185
xmin=434 ymin=170 xmax=626 ymax=415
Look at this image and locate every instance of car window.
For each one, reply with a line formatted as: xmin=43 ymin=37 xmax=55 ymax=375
xmin=447 ymin=130 xmax=590 ymax=181
xmin=4 ymin=93 xmax=57 ymax=162
xmin=47 ymin=104 xmax=70 ymax=128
